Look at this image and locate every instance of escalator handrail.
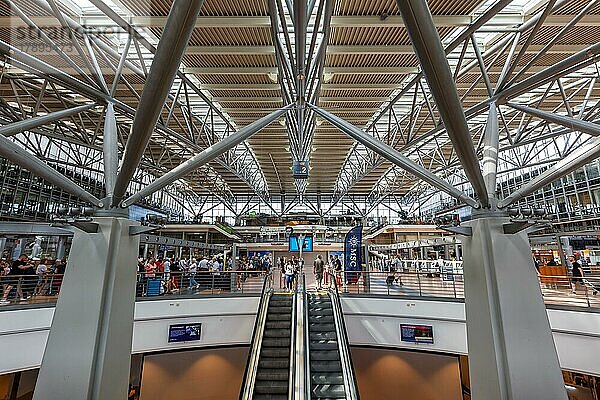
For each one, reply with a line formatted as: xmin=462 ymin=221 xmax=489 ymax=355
xmin=288 ymin=277 xmax=298 ymax=400
xmin=301 ymin=273 xmax=312 ymax=399
xmin=330 ymin=272 xmax=361 ymax=400
xmin=239 ymin=272 xmax=273 ymax=400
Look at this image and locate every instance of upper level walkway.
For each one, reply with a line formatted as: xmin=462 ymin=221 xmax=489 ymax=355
xmin=1 ymin=267 xmax=598 ymax=311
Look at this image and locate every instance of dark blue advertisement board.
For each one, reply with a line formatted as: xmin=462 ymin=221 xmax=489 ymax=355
xmin=400 ymin=324 xmax=434 ymax=344
xmin=168 ymin=323 xmax=202 ymax=343
xmin=344 ymin=225 xmax=363 ymax=283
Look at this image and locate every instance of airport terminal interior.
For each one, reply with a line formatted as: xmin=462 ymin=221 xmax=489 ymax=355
xmin=0 ymin=0 xmax=600 ymax=399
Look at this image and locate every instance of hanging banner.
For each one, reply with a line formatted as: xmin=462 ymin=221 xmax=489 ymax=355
xmin=344 ymin=225 xmax=363 ymax=283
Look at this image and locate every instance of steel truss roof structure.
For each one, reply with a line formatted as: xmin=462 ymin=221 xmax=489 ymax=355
xmin=0 ymin=0 xmax=599 ymax=219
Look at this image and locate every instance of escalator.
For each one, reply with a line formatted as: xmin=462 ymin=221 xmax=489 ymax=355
xmin=242 ymin=272 xmax=357 ymax=400
xmin=254 ymin=293 xmax=294 ymax=399
xmin=306 ymin=284 xmax=359 ymax=400
xmin=307 ymin=293 xmax=345 ymax=399
xmin=240 ymin=272 xmax=296 ymax=400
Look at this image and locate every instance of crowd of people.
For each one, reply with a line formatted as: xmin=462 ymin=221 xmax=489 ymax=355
xmin=137 ymin=254 xmax=229 ymax=295
xmin=0 ymin=254 xmax=66 ymax=304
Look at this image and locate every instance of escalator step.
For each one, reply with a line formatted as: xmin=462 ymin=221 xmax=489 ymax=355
xmin=267 ymin=313 xmax=290 ymax=321
xmin=312 ymin=384 xmax=346 ymax=398
xmin=309 ymin=342 xmax=338 ymax=350
xmin=254 ymin=380 xmax=289 ymax=394
xmin=266 ymin=321 xmax=291 ymax=330
xmin=309 ymin=323 xmax=336 ymax=332
xmin=259 ymin=358 xmax=289 ymax=369
xmin=310 ymin=350 xmax=341 ymax=361
xmin=311 ymin=361 xmax=343 ymax=372
xmin=253 ymin=395 xmax=288 ymax=400
xmin=261 ymin=347 xmax=290 ymax=358
xmin=264 ymin=329 xmax=291 ymax=338
xmin=269 ymin=306 xmax=292 ymax=314
xmin=262 ymin=338 xmax=291 ymax=347
xmin=309 ymin=316 xmax=334 ymax=323
xmin=311 ymin=373 xmax=344 ymax=385
xmin=256 ymin=369 xmax=289 ymax=381
xmin=269 ymin=300 xmax=292 ymax=307
xmin=308 ymin=308 xmax=333 ymax=316
xmin=310 ymin=331 xmax=338 ymax=341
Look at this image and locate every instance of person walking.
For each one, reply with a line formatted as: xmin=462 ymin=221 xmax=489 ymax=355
xmin=570 ymin=256 xmax=584 ymax=294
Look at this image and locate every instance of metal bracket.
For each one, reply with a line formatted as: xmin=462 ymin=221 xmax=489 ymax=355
xmin=70 ymin=221 xmax=99 ymax=234
xmin=503 ymin=220 xmax=550 ymax=235
xmin=440 ymin=225 xmax=472 ymax=236
xmin=129 ymin=225 xmax=162 ymax=236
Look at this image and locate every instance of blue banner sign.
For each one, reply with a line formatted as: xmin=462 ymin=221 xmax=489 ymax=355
xmin=344 ymin=225 xmax=362 ymax=283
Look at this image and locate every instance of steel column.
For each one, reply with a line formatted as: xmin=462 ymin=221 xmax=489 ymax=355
xmin=123 ymin=106 xmax=292 ymax=206
xmin=33 ymin=217 xmax=140 ymax=400
xmin=396 ymin=0 xmax=489 ymax=208
xmin=308 ymin=104 xmax=479 ymax=208
xmin=461 ymin=217 xmax=567 ymax=400
xmin=112 ymin=0 xmax=204 ymax=205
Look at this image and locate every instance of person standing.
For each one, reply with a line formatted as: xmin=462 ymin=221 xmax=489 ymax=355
xmin=284 ymin=260 xmax=295 ymax=291
xmin=188 ymin=258 xmax=199 ymax=290
xmin=333 ymin=255 xmax=343 ymax=287
xmin=570 ymin=256 xmax=584 ymax=294
xmin=394 ymin=255 xmax=404 ymax=286
xmin=313 ymin=255 xmax=325 ymax=290
xmin=8 ymin=255 xmax=31 ymax=301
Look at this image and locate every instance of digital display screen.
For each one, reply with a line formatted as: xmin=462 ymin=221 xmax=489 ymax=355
xmin=400 ymin=324 xmax=434 ymax=344
xmin=289 ymin=235 xmax=313 ymax=252
xmin=168 ymin=323 xmax=202 ymax=343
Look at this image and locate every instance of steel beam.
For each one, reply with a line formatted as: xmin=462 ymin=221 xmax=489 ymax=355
xmin=103 ymin=103 xmax=119 ymax=199
xmin=308 ymin=104 xmax=479 ymax=208
xmin=0 ymin=105 xmax=102 ymax=206
xmin=498 ymin=135 xmax=600 ymax=208
xmin=112 ymin=0 xmax=204 ymax=206
xmin=482 ymin=104 xmax=499 ymax=200
xmin=497 ymin=42 xmax=600 ymax=102
xmin=508 ymin=103 xmax=600 ymax=137
xmin=123 ymin=106 xmax=292 ymax=207
xmin=396 ymin=0 xmax=489 ymax=208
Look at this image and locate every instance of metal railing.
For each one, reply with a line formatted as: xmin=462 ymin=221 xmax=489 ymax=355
xmin=0 ymin=269 xmax=597 ymax=310
xmin=239 ymin=272 xmax=273 ymax=400
xmin=324 ymin=270 xmax=599 ymax=309
xmin=0 ymin=270 xmax=268 ymax=306
xmin=330 ymin=270 xmax=361 ymax=400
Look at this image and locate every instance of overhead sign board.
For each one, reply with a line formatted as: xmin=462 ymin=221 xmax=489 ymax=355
xmin=292 ymin=160 xmax=309 ymax=179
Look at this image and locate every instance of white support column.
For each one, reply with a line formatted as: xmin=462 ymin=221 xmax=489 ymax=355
xmin=33 ymin=217 xmax=140 ymax=400
xmin=461 ymin=216 xmax=567 ymax=400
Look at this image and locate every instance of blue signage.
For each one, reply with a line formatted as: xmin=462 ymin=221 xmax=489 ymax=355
xmin=168 ymin=323 xmax=202 ymax=343
xmin=292 ymin=160 xmax=309 ymax=179
xmin=289 ymin=235 xmax=313 ymax=252
xmin=344 ymin=225 xmax=362 ymax=283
